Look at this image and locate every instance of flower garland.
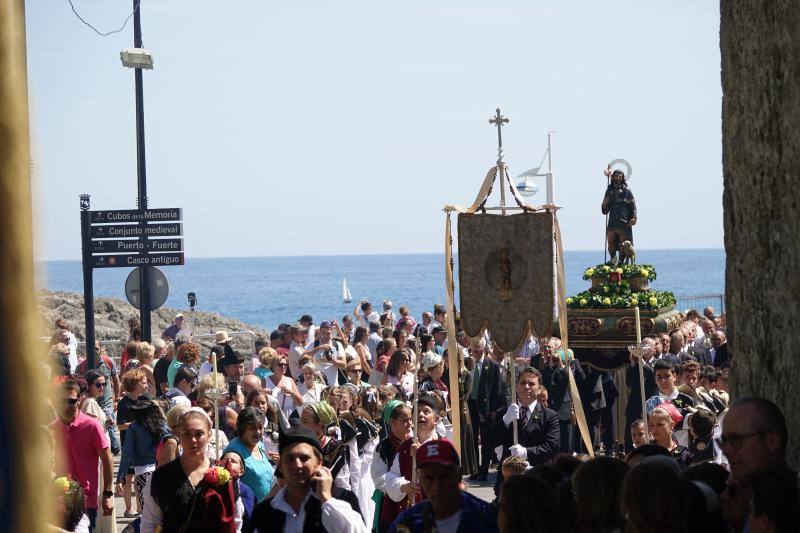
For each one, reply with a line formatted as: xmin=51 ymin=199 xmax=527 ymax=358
xmin=582 ymin=263 xmax=657 ymax=282
xmin=566 ymin=287 xmax=675 ymax=310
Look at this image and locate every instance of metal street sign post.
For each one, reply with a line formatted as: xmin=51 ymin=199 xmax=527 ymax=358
xmin=80 ymin=196 xmax=184 ymax=353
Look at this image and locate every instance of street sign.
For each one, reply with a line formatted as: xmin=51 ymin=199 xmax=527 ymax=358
xmin=91 ymin=238 xmax=183 ymax=254
xmin=125 ymin=266 xmax=169 ymax=310
xmin=90 ymin=223 xmax=182 ymax=239
xmin=92 ymin=252 xmax=184 ymax=269
xmin=90 ymin=208 xmax=182 ymax=224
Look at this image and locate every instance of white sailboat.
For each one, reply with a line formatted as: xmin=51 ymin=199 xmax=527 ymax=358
xmin=342 ymin=278 xmax=352 ymax=303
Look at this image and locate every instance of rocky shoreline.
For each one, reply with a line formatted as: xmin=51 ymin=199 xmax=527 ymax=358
xmin=39 ymin=290 xmax=267 ymax=355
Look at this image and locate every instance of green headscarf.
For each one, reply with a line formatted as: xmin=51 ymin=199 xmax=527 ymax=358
xmin=307 ymin=401 xmax=337 ymax=427
xmin=382 ymin=399 xmax=405 ymax=425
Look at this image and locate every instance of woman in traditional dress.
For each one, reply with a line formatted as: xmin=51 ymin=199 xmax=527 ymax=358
xmin=371 ymin=400 xmax=413 ymax=533
xmin=141 ymin=408 xmax=241 ymax=533
xmin=648 ymin=404 xmax=689 ymax=468
xmin=300 ymin=401 xmax=359 ymax=494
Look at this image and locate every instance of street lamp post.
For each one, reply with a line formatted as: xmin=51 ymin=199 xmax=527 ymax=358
xmin=132 ymin=0 xmax=151 ymax=341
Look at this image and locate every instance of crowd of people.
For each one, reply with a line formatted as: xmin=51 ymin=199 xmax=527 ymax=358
xmin=44 ymin=300 xmax=799 ymax=532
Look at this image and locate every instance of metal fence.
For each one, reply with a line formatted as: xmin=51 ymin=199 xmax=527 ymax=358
xmin=675 ymin=294 xmax=725 ymax=314
xmin=39 ymin=330 xmax=259 ymax=368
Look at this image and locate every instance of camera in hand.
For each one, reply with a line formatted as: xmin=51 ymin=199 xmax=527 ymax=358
xmin=324 ymin=349 xmax=333 ymax=361
xmin=228 ymin=381 xmax=238 ymax=399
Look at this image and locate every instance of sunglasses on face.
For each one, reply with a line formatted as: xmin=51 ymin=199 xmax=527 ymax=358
xmin=348 ymin=369 xmax=362 ymax=374
xmin=276 ymin=363 xmax=288 ymax=368
xmin=63 ymin=398 xmax=80 ymax=406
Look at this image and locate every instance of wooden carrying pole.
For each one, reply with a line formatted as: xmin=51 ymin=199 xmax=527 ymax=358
xmin=635 ymin=307 xmax=649 ymax=440
xmin=509 ymin=352 xmax=518 ymax=445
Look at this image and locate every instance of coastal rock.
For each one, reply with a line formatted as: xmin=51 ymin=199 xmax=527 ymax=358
xmin=38 ymin=290 xmax=267 ymax=355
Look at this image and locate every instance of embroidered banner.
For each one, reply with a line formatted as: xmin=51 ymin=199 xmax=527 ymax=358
xmin=457 ymin=211 xmax=554 ymax=351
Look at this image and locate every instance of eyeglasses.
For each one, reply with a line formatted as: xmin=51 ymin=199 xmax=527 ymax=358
xmin=92 ymin=382 xmax=106 ymax=388
xmin=348 ymin=369 xmax=362 ymax=374
xmin=63 ymin=398 xmax=80 ymax=406
xmin=275 ymin=363 xmax=288 ymax=368
xmin=715 ymin=431 xmax=770 ymax=451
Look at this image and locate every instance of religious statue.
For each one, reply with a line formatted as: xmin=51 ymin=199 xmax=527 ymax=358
xmin=602 ymin=167 xmax=637 ymax=263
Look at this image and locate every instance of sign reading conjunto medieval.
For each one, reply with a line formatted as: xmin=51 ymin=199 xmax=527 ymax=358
xmin=457 ymin=211 xmax=555 ymax=352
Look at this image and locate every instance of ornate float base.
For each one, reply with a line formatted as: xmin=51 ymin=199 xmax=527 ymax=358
xmin=555 ymin=306 xmax=684 ymax=370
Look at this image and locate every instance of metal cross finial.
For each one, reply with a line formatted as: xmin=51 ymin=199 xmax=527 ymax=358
xmin=489 ymin=108 xmax=509 ymax=164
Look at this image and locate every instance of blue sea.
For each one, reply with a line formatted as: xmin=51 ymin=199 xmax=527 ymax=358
xmin=38 ymin=249 xmax=725 ymax=331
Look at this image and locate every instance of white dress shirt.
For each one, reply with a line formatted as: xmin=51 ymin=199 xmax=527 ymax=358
xmin=261 ymin=486 xmax=368 ymax=533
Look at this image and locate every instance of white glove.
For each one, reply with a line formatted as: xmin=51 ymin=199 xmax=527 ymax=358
xmin=510 ymin=444 xmax=527 ymax=459
xmin=502 ymin=404 xmax=520 ymax=427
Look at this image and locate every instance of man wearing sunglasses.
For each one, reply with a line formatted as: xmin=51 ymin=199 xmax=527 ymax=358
xmin=50 ymin=380 xmax=114 ymax=531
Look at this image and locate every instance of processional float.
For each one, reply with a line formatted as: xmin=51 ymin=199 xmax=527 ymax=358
xmin=442 ymin=109 xmax=594 ymax=458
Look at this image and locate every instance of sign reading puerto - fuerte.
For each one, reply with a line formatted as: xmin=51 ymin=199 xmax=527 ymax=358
xmin=92 ymin=252 xmax=185 ymax=269
xmin=91 ymin=238 xmax=183 ymax=254
xmin=90 ymin=223 xmax=182 ymax=239
xmin=90 ymin=208 xmax=182 ymax=224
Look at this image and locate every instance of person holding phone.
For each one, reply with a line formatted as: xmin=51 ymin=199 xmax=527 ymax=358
xmin=248 ymin=425 xmax=367 ymax=533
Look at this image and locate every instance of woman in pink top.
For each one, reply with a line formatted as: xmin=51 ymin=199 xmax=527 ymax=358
xmin=263 ymin=353 xmax=303 ymax=419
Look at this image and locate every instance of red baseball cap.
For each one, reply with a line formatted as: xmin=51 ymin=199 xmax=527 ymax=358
xmin=416 ymin=439 xmax=460 ymax=468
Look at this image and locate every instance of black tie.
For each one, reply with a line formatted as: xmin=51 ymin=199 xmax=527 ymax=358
xmin=519 ymin=404 xmax=530 ymax=428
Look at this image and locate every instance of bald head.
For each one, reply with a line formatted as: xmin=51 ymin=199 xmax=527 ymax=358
xmin=242 ymin=374 xmax=262 ymax=395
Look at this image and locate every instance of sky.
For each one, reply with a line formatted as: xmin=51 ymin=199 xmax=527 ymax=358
xmin=26 ymin=1 xmax=723 ymax=260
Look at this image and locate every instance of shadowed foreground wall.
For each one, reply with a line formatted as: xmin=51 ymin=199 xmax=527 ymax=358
xmin=721 ymin=1 xmax=800 ymax=468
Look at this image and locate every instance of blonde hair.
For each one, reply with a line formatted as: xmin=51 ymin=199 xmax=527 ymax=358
xmin=180 ymin=407 xmax=212 ymax=429
xmin=258 ymin=346 xmax=278 ymax=367
xmin=197 ymin=372 xmax=226 ymax=400
xmin=166 ymin=404 xmax=190 ymax=431
xmin=136 ymin=342 xmax=155 ymax=363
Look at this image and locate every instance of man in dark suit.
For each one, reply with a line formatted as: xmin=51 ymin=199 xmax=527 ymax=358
xmin=493 ymin=367 xmax=560 ymax=494
xmin=537 ymin=345 xmax=585 ymax=453
xmin=466 ymin=337 xmax=505 ymax=481
xmin=710 ymin=330 xmax=729 ymax=368
xmin=624 ymin=336 xmax=658 ymax=451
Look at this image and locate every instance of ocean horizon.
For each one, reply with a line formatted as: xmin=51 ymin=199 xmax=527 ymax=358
xmin=38 ymin=248 xmax=726 ymax=332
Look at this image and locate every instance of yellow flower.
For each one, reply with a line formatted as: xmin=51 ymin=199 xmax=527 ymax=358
xmin=579 ymin=298 xmax=587 ymax=306
xmin=566 ymin=297 xmax=573 ymax=305
xmin=54 ymin=477 xmax=71 ymax=494
xmin=585 ymin=268 xmax=595 ymax=277
xmin=630 ymin=298 xmax=638 ymax=306
xmin=640 ymin=269 xmax=649 ymax=277
xmin=615 ymin=268 xmax=623 ymax=274
xmin=216 ymin=466 xmax=231 ymax=485
xmin=603 ymin=286 xmax=609 ymax=293
xmin=648 ymin=296 xmax=658 ymax=306
xmin=603 ymin=298 xmax=611 ymax=306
